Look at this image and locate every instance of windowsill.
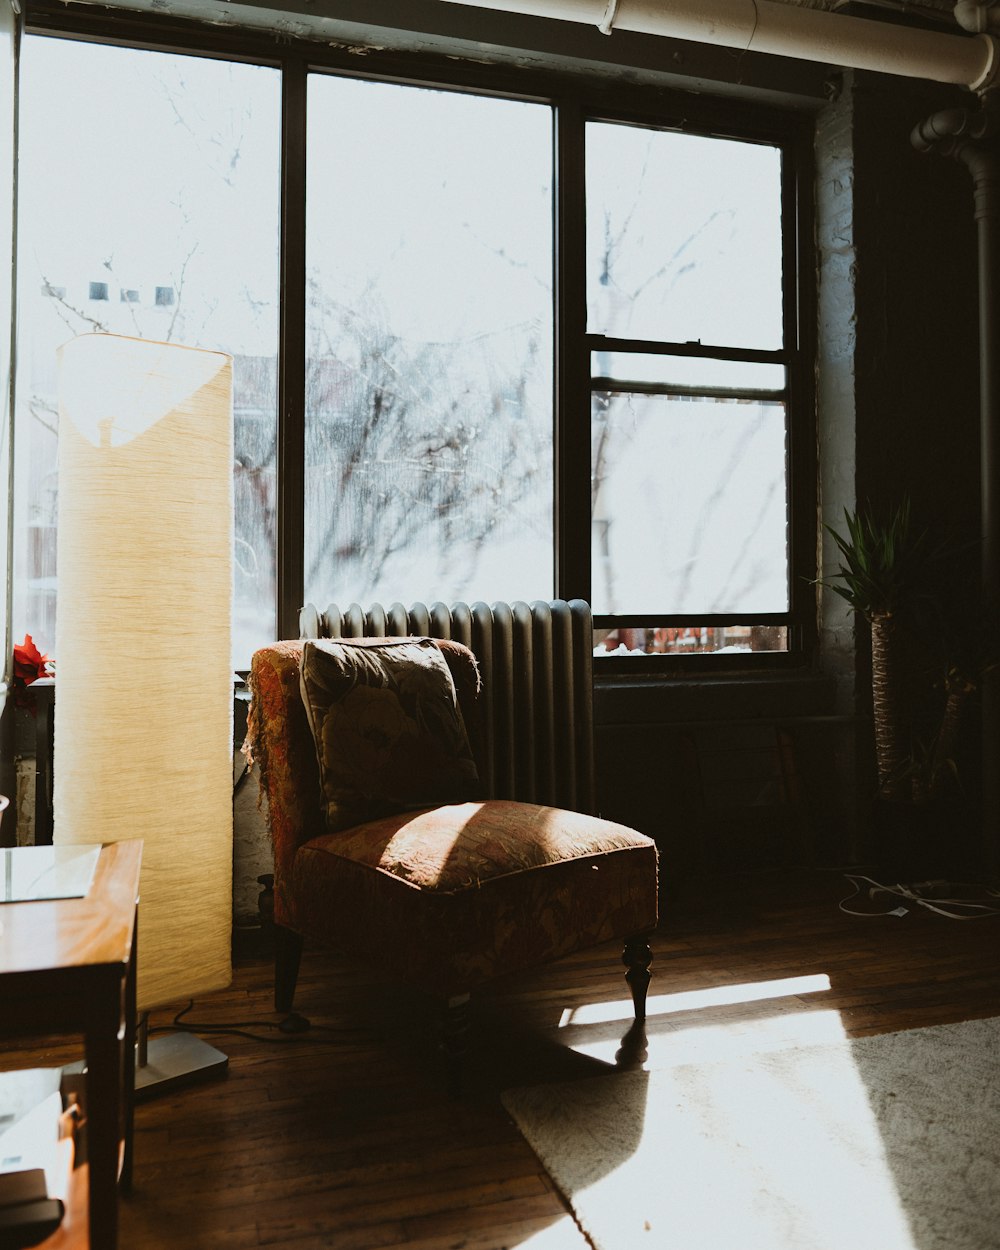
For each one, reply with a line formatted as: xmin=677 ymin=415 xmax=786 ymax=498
xmin=594 ymin=666 xmax=840 ymax=725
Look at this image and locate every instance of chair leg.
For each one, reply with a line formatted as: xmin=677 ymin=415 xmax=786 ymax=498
xmin=274 ymin=924 xmax=304 ymax=1013
xmin=442 ymin=992 xmax=471 ymax=1098
xmin=623 ymin=935 xmax=652 ymax=1022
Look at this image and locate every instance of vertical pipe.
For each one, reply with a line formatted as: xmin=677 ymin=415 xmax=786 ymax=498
xmin=913 ymin=102 xmax=1000 ymax=879
xmin=966 ymin=145 xmax=1000 ymax=879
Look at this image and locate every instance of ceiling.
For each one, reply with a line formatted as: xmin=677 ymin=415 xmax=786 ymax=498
xmin=30 ymin=0 xmax=969 ymax=43
xmin=24 ymin=0 xmax=981 ymax=107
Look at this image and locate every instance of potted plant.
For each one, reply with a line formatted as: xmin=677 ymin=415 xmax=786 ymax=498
xmin=820 ymin=500 xmax=981 ymax=875
xmin=822 ymin=500 xmax=932 ymax=802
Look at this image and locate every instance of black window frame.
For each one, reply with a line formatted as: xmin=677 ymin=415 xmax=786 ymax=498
xmin=22 ymin=2 xmax=817 ymax=675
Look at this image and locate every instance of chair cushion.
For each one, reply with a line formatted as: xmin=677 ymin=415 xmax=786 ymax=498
xmin=299 ymin=637 xmax=481 ymax=833
xmin=289 ymin=799 xmax=659 ymax=996
xmin=247 ymin=638 xmax=487 ymax=927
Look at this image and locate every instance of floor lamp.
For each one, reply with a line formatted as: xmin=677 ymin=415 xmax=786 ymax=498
xmin=53 ymin=332 xmax=234 ymax=1095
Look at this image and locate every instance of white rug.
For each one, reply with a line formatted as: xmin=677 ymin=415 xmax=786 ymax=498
xmin=502 ymin=1016 xmax=1000 ymax=1250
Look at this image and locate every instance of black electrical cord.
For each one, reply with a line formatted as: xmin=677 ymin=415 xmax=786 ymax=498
xmin=146 ymin=999 xmax=372 ymax=1045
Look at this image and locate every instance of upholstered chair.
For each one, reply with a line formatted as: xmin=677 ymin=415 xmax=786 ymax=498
xmin=246 ymin=600 xmax=658 ymax=1084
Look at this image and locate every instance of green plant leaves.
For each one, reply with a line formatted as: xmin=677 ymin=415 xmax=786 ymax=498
xmin=817 ymin=499 xmax=944 ymax=620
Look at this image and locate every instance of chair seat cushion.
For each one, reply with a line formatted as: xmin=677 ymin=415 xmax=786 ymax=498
xmin=289 ymin=800 xmax=658 ymax=996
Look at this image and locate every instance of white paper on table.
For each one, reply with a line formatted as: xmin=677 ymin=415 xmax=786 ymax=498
xmin=0 ymin=1090 xmax=64 ymax=1197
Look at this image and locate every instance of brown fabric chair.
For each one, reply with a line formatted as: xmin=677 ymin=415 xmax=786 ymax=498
xmin=246 ymin=615 xmax=658 ymax=1078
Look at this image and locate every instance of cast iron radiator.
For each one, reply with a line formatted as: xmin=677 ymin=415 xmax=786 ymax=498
xmin=298 ymin=599 xmax=596 ymax=816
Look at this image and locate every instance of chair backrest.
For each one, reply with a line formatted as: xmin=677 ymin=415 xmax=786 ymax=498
xmin=299 ymin=598 xmax=597 ymax=815
xmin=246 ymin=637 xmax=483 ymax=905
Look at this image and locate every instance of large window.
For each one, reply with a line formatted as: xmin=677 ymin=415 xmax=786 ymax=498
xmin=587 ymin=123 xmax=792 ymax=656
xmin=304 ymin=76 xmax=553 ymax=608
xmin=15 ymin=37 xmax=280 ymax=667
xmin=14 ymin=20 xmax=813 ymax=670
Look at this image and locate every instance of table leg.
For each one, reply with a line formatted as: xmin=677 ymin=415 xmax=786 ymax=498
xmin=121 ymin=911 xmax=137 ymax=1194
xmin=85 ymin=986 xmax=122 ymax=1250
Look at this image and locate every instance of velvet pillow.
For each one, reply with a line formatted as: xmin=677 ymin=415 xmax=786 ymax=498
xmin=299 ymin=637 xmax=482 ymax=833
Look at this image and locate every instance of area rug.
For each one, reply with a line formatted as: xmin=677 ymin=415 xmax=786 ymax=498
xmin=501 ymin=1016 xmax=1000 ymax=1250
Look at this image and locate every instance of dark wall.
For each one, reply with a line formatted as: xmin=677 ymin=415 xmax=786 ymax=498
xmin=851 ymin=73 xmax=983 ymax=803
xmin=594 ymin=673 xmax=847 ymax=885
xmin=853 ymin=73 xmax=980 ymax=542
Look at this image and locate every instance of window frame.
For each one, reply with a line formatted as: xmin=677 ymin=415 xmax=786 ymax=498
xmin=557 ymin=97 xmax=816 ymax=672
xmin=21 ymin=1 xmax=817 ymax=675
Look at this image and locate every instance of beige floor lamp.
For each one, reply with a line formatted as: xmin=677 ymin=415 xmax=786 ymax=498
xmin=53 ymin=332 xmax=234 ymax=1095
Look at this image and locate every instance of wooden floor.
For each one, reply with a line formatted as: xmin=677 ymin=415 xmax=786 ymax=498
xmin=9 ymin=867 xmax=1000 ymax=1250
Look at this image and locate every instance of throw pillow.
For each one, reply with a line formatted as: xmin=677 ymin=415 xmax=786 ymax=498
xmin=299 ymin=637 xmax=482 ymax=833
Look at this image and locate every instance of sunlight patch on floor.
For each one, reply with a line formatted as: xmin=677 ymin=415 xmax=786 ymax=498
xmin=571 ymin=1020 xmax=918 ymax=1249
xmin=558 ymin=973 xmax=831 ymax=1028
xmin=563 ymin=1003 xmax=849 ymax=1067
xmin=512 ymin=1006 xmax=921 ymax=1250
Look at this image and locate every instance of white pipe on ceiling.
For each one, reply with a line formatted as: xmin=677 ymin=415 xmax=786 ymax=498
xmin=439 ymin=0 xmax=1000 ymax=89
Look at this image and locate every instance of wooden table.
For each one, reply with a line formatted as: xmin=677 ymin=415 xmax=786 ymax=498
xmin=0 ymin=840 xmax=142 ymax=1250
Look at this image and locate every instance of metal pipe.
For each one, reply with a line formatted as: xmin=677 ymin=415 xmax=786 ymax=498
xmin=967 ymin=136 xmax=1000 ymax=882
xmin=913 ymin=97 xmax=1000 ymax=878
xmin=955 ymin=1 xmax=1000 ymax=35
xmin=137 ymin=1010 xmax=149 ymax=1067
xmin=435 ymin=0 xmax=1000 ymax=89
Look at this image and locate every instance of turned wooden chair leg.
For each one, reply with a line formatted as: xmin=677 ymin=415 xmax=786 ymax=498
xmin=274 ymin=924 xmax=304 ymax=1013
xmin=442 ymin=992 xmax=471 ymax=1098
xmin=623 ymin=936 xmax=652 ymax=1022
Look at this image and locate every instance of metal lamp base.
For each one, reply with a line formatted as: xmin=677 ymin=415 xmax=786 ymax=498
xmin=134 ymin=1032 xmax=228 ymax=1101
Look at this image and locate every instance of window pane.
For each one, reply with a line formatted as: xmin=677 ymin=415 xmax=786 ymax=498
xmin=15 ymin=38 xmax=280 ymax=666
xmin=595 ymin=626 xmax=788 ymax=656
xmin=304 ymin=76 xmax=553 ymax=609
xmin=586 ymin=122 xmax=783 ymax=350
xmin=592 ymin=392 xmax=788 ymax=614
xmin=592 ymin=353 xmax=785 ymax=392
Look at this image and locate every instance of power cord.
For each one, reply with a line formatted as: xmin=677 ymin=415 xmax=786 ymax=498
xmin=839 ymin=873 xmax=1000 ymax=919
xmin=147 ymin=999 xmax=372 ymax=1045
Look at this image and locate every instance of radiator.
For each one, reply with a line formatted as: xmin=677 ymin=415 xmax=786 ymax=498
xmin=298 ymin=598 xmax=596 ymax=815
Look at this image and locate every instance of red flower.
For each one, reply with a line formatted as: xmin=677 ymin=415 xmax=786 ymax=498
xmin=13 ymin=635 xmax=52 ymax=687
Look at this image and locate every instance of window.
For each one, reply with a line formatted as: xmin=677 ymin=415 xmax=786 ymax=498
xmin=303 ymin=75 xmax=553 ymax=609
xmin=586 ymin=122 xmax=794 ymax=657
xmin=15 ymin=18 xmax=813 ymax=672
xmin=15 ymin=37 xmax=280 ymax=667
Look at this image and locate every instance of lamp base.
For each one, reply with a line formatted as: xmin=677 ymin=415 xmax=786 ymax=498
xmin=134 ymin=1033 xmax=228 ymax=1102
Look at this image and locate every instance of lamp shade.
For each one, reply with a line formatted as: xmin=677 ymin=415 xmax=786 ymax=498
xmin=54 ymin=333 xmax=234 ymax=1011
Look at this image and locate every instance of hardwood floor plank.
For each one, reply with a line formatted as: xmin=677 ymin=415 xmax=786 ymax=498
xmin=387 ymin=1212 xmax=589 ymax=1250
xmin=4 ymin=867 xmax=998 ymax=1250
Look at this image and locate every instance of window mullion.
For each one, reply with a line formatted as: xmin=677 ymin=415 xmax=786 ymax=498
xmin=554 ymin=96 xmax=589 ymax=603
xmin=785 ymin=127 xmax=818 ymax=650
xmin=587 ymin=334 xmax=787 ymax=365
xmin=277 ymin=56 xmax=307 ymax=641
xmin=591 ymin=381 xmax=787 ymax=402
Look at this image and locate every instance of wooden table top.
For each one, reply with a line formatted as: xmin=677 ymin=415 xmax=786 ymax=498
xmin=0 ymin=841 xmax=142 ymax=979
